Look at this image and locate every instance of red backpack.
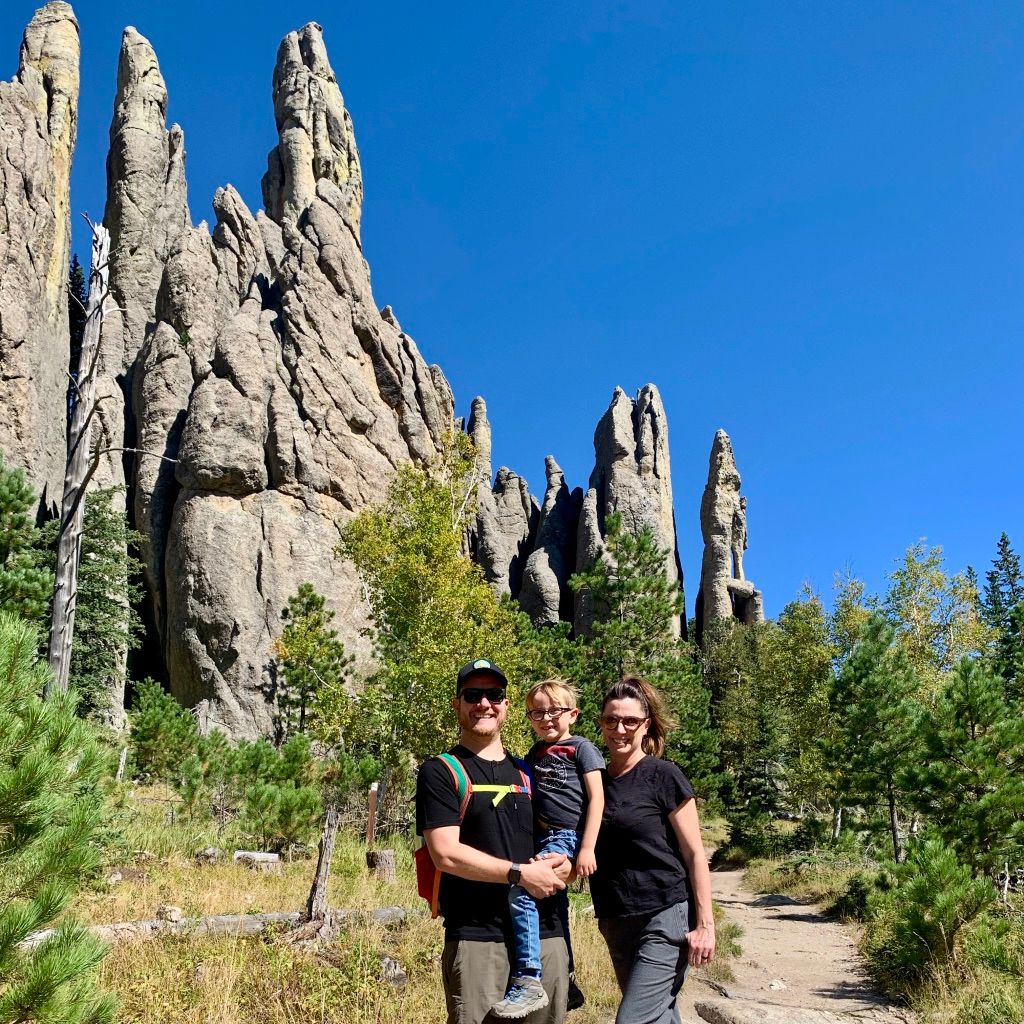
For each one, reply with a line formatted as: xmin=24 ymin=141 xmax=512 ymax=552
xmin=415 ymin=752 xmax=532 ymax=918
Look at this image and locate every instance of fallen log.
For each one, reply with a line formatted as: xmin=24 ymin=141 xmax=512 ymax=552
xmin=21 ymin=905 xmax=408 ymax=950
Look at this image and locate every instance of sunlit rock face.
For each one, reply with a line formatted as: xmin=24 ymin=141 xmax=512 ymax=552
xmin=0 ymin=2 xmax=79 ymax=513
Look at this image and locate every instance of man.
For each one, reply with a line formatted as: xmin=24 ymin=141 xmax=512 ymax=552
xmin=416 ymin=659 xmax=571 ymax=1023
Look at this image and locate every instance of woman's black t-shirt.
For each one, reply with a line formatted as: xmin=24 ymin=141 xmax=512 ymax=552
xmin=590 ymin=755 xmax=695 ymax=919
xmin=415 ymin=745 xmax=562 ymax=942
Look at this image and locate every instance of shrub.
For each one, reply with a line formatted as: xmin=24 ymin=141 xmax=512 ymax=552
xmin=864 ymin=839 xmax=995 ymax=988
xmin=129 ymin=680 xmax=200 ymax=783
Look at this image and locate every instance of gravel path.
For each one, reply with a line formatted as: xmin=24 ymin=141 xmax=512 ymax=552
xmin=674 ymin=869 xmax=914 ymax=1024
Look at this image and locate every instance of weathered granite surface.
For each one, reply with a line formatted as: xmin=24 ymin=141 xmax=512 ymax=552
xmin=575 ymin=385 xmax=685 ymax=637
xmin=519 ymin=457 xmax=581 ymax=627
xmin=0 ymin=2 xmax=79 ymax=512
xmin=154 ymin=22 xmax=453 ymax=736
xmin=467 ymin=397 xmax=539 ymax=599
xmin=695 ymin=429 xmax=764 ymax=644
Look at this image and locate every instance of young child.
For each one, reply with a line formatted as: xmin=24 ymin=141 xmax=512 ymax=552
xmin=491 ymin=679 xmax=605 ymax=1019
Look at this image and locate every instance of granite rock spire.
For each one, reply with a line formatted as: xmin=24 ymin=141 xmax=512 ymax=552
xmin=0 ymin=2 xmax=79 ymax=511
xmin=695 ymin=429 xmax=764 ymax=644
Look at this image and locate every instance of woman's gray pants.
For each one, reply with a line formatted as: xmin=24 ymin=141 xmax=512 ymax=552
xmin=598 ymin=901 xmax=690 ymax=1024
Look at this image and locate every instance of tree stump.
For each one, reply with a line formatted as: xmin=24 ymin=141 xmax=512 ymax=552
xmin=306 ymin=806 xmax=339 ymax=922
xmin=366 ymin=849 xmax=396 ymax=883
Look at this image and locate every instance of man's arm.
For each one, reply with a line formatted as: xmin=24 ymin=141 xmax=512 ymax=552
xmin=574 ymin=771 xmax=604 ymax=878
xmin=424 ymin=825 xmax=568 ymax=899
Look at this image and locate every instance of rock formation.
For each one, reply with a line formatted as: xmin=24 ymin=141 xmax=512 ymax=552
xmin=0 ymin=7 xmax=733 ymax=735
xmin=0 ymin=2 xmax=79 ymax=512
xmin=695 ymin=429 xmax=764 ymax=644
xmin=94 ymin=27 xmax=191 ymax=501
xmin=467 ymin=397 xmax=538 ymax=599
xmin=519 ymin=458 xmax=581 ymax=627
xmin=575 ymin=385 xmax=685 ymax=637
xmin=148 ymin=22 xmax=452 ymax=736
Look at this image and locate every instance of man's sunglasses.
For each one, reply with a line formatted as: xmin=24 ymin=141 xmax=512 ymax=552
xmin=459 ymin=687 xmax=507 ymax=704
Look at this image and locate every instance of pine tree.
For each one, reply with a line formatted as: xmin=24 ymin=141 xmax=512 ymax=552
xmin=272 ymin=582 xmax=353 ymax=741
xmin=0 ymin=611 xmax=115 ymax=1023
xmin=67 ymin=253 xmax=88 ymax=416
xmin=0 ymin=452 xmax=52 ymax=621
xmin=981 ymin=533 xmax=1024 ymax=687
xmin=570 ymin=512 xmax=719 ymax=795
xmin=825 ymin=613 xmax=922 ymax=861
xmin=35 ymin=487 xmax=143 ymax=718
xmin=909 ymin=657 xmax=1024 ymax=874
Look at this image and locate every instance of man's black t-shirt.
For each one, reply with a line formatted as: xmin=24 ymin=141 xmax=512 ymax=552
xmin=590 ymin=756 xmax=696 ymax=919
xmin=415 ymin=745 xmax=563 ymax=942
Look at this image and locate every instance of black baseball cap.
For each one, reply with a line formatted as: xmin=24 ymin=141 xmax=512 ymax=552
xmin=456 ymin=658 xmax=508 ymax=692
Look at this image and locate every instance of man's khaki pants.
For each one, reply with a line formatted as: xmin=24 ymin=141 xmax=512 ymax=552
xmin=442 ymin=935 xmax=568 ymax=1024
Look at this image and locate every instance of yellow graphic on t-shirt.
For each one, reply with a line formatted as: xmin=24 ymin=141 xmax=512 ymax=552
xmin=473 ymin=784 xmax=529 ymax=807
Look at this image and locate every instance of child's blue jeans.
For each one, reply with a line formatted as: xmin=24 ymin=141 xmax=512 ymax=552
xmin=508 ymin=827 xmax=579 ymax=978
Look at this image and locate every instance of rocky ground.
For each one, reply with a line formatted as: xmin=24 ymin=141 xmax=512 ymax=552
xmin=673 ymin=869 xmax=915 ymax=1024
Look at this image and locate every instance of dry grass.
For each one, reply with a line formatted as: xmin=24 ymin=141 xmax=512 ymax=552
xmin=86 ymin=788 xmax=736 ymax=1022
xmin=744 ymin=855 xmax=868 ymax=909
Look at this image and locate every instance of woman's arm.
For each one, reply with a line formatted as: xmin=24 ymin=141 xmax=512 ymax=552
xmin=668 ymin=799 xmax=716 ymax=966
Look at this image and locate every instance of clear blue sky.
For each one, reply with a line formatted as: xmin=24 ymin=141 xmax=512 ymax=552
xmin=4 ymin=0 xmax=1023 ymax=618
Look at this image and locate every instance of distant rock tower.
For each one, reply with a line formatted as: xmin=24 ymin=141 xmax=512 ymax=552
xmin=695 ymin=430 xmax=764 ymax=645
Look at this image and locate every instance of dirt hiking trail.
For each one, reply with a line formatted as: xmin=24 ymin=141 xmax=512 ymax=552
xmin=674 ymin=868 xmax=915 ymax=1024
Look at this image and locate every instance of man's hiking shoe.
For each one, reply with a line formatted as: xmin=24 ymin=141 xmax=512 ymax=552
xmin=566 ymin=974 xmax=586 ymax=1011
xmin=490 ymin=976 xmax=549 ymax=1019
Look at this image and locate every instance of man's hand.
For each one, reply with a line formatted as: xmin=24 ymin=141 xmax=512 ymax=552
xmin=520 ymin=854 xmax=568 ymax=899
xmin=575 ymin=847 xmax=597 ymax=878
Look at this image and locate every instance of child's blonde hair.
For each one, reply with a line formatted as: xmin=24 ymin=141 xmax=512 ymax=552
xmin=525 ymin=678 xmax=578 ymax=709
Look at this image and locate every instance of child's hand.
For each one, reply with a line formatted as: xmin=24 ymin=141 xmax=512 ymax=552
xmin=575 ymin=848 xmax=597 ymax=878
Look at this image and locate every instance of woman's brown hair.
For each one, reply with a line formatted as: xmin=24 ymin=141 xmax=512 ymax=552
xmin=601 ymin=676 xmax=676 ymax=758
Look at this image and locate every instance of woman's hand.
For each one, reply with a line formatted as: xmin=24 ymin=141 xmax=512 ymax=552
xmin=575 ymin=847 xmax=597 ymax=878
xmin=686 ymin=921 xmax=716 ymax=968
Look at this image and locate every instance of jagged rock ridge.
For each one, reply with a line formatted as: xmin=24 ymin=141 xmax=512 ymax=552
xmin=469 ymin=384 xmax=687 ymax=640
xmin=117 ymin=21 xmax=453 ymax=736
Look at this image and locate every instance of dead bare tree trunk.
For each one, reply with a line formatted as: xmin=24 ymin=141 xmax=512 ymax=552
xmin=46 ymin=223 xmax=110 ymax=697
xmin=305 ymin=805 xmax=339 ymax=922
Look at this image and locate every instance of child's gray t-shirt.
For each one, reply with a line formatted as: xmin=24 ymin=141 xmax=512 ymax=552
xmin=526 ymin=736 xmax=605 ymax=832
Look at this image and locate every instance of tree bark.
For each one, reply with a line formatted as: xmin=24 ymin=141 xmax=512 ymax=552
xmin=831 ymin=804 xmax=843 ymax=842
xmin=887 ymin=784 xmax=903 ymax=863
xmin=305 ymin=805 xmax=339 ymax=922
xmin=45 ymin=223 xmax=110 ymax=697
xmin=366 ymin=849 xmax=397 ymax=883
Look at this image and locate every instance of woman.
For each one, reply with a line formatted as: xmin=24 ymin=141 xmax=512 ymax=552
xmin=590 ymin=676 xmax=715 ymax=1024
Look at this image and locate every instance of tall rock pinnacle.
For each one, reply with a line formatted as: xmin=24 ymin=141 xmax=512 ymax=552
xmin=0 ymin=1 xmax=79 ymax=511
xmin=262 ymin=22 xmax=363 ymax=235
xmin=152 ymin=21 xmax=454 ymax=736
xmin=467 ymin=397 xmax=539 ymax=599
xmin=575 ymin=385 xmax=685 ymax=636
xmin=94 ymin=26 xmax=192 ymax=498
xmin=695 ymin=429 xmax=764 ymax=644
xmin=519 ymin=457 xmax=581 ymax=627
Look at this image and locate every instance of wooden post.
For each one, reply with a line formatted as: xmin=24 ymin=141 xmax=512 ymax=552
xmin=45 ymin=222 xmax=109 ymax=697
xmin=115 ymin=746 xmax=128 ymax=782
xmin=364 ymin=781 xmax=396 ymax=882
xmin=305 ymin=806 xmax=339 ymax=922
xmin=366 ymin=781 xmax=378 ymax=849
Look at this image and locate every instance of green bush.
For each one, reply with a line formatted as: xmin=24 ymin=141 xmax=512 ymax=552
xmin=129 ymin=680 xmax=200 ymax=783
xmin=864 ymin=839 xmax=995 ymax=988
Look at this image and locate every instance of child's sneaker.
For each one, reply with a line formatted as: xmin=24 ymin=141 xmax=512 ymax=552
xmin=490 ymin=976 xmax=549 ymax=1019
xmin=566 ymin=973 xmax=586 ymax=1011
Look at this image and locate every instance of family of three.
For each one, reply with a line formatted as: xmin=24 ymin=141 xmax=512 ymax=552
xmin=415 ymin=658 xmax=716 ymax=1024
